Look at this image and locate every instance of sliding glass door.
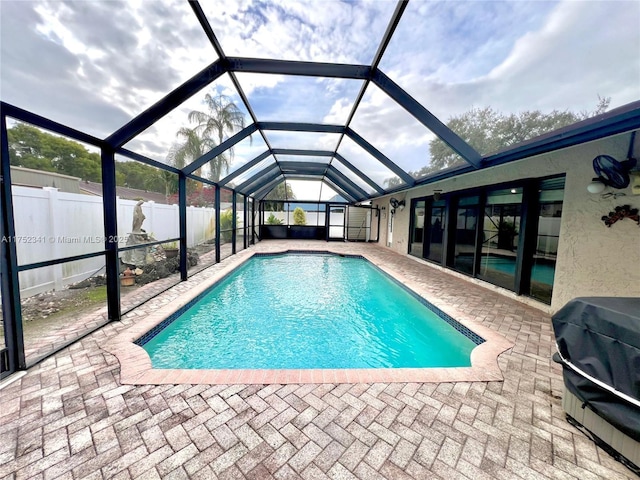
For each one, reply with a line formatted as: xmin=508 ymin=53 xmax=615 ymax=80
xmin=478 ymin=188 xmax=523 ymax=290
xmin=425 ymin=200 xmax=446 ymax=264
xmin=451 ymin=196 xmax=479 ymax=275
xmin=527 ymin=178 xmax=565 ymax=303
xmin=407 ymin=176 xmax=564 ymax=305
xmin=409 ymin=200 xmax=425 ymax=257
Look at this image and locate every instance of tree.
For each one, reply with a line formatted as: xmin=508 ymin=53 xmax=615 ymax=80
xmin=187 ymin=93 xmax=247 ymax=182
xmin=115 ymin=161 xmax=166 ymax=193
xmin=166 ymin=127 xmax=215 ymax=170
xmin=165 ymin=126 xmax=216 ymax=195
xmin=8 ymin=123 xmax=171 ymax=195
xmin=384 ymin=97 xmax=611 ymax=187
xmin=167 ymin=186 xmax=216 ymax=207
xmin=292 ymin=207 xmax=307 ymax=225
xmin=263 ymin=182 xmax=296 ymax=211
xmin=7 ymin=123 xmax=101 ymax=181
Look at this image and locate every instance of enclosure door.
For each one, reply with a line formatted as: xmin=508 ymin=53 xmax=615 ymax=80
xmin=0 ymin=187 xmax=17 ymax=379
xmin=345 ymin=206 xmax=370 ymax=241
xmin=0 ymin=282 xmax=10 ymax=379
xmin=328 ymin=205 xmax=345 ymax=239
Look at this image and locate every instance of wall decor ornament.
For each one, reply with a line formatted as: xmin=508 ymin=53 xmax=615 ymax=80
xmin=601 ymin=205 xmax=640 ymax=227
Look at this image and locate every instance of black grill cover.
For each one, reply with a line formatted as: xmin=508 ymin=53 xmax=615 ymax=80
xmin=552 ymin=297 xmax=640 ymax=442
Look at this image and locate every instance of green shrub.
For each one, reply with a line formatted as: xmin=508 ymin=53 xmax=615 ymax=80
xmin=220 ymin=209 xmax=237 ymax=243
xmin=266 ymin=213 xmax=283 ymax=225
xmin=293 ymin=207 xmax=307 ymax=225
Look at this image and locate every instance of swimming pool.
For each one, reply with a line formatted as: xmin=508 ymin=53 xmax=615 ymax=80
xmin=137 ymin=252 xmax=482 ymax=370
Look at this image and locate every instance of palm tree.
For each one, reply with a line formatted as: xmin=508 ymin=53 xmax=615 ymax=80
xmin=166 ymin=126 xmax=215 ymax=195
xmin=187 ymin=93 xmax=246 ymax=182
xmin=166 ymin=127 xmax=215 ymax=169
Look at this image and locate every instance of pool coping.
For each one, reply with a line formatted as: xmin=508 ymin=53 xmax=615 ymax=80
xmin=104 ymin=246 xmax=514 ymax=385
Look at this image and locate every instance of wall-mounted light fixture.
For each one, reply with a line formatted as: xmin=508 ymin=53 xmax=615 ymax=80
xmin=587 ymin=178 xmax=606 ymax=194
xmin=389 ymin=197 xmax=405 ymax=211
xmin=433 ymin=189 xmax=443 ymax=201
xmin=587 ymin=154 xmax=637 ymax=199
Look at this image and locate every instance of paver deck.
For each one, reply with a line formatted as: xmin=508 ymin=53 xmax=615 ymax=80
xmin=1 ymin=241 xmax=636 ymax=479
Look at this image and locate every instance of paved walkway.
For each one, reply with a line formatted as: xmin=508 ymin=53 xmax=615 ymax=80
xmin=1 ymin=241 xmax=636 ymax=479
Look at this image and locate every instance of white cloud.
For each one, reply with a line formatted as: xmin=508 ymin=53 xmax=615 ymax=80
xmin=1 ymin=0 xmax=215 ymax=137
xmin=203 ymin=0 xmax=394 ymax=64
xmin=2 ymin=0 xmax=638 ymax=192
xmin=360 ymin=0 xmax=640 ymax=167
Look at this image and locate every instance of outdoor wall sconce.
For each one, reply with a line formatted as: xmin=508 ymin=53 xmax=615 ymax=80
xmin=588 ymin=154 xmax=637 ymax=198
xmin=587 ymin=178 xmax=606 ymax=194
xmin=433 ymin=189 xmax=443 ymax=201
xmin=389 ymin=197 xmax=405 ymax=211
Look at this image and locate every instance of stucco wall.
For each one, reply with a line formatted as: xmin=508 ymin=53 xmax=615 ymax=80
xmin=373 ymin=131 xmax=640 ymax=312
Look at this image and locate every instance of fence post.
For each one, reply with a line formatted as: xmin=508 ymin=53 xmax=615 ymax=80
xmin=178 ymin=174 xmax=187 ymax=281
xmin=43 ymin=187 xmax=63 ymax=291
xmin=147 ymin=200 xmax=155 ymax=237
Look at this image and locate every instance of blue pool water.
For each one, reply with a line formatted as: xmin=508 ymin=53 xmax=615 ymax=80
xmin=140 ymin=253 xmax=481 ymax=369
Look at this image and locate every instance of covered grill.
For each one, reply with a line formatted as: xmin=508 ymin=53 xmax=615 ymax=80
xmin=552 ymin=297 xmax=640 ymax=473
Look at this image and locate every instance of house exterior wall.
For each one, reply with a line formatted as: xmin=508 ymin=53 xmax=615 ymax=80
xmin=10 ymin=166 xmax=81 ymax=193
xmin=373 ymin=131 xmax=640 ymax=313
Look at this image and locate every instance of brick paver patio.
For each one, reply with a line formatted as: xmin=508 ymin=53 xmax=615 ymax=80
xmin=1 ymin=241 xmax=636 ymax=479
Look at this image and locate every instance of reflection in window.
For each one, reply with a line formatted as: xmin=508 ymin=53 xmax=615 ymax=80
xmin=452 ymin=196 xmax=479 ymax=275
xmin=425 ymin=200 xmax=446 ymax=264
xmin=410 ymin=201 xmax=425 ymax=257
xmin=528 ymin=178 xmax=565 ymax=304
xmin=479 ymin=188 xmax=523 ymax=290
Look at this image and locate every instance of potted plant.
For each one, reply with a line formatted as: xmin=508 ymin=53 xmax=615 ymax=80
xmin=266 ymin=213 xmax=283 ymax=225
xmin=162 ymin=241 xmax=179 ymax=258
xmin=120 ymin=267 xmax=135 ymax=286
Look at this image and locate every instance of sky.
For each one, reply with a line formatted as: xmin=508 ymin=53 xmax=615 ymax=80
xmin=1 ymin=0 xmax=639 ymax=200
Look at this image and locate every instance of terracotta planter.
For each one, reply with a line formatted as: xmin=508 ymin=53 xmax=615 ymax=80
xmin=164 ymin=248 xmax=179 ymax=258
xmin=120 ymin=276 xmax=135 ymax=286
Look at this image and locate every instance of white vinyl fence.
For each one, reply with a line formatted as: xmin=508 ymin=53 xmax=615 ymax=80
xmin=11 ymin=186 xmax=222 ymax=297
